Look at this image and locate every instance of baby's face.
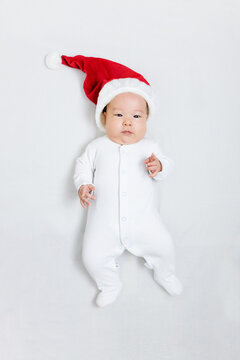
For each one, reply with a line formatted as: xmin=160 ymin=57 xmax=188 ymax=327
xmin=103 ymin=92 xmax=148 ymax=145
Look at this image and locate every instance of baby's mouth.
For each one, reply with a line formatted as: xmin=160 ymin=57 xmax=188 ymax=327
xmin=122 ymin=130 xmax=133 ymax=134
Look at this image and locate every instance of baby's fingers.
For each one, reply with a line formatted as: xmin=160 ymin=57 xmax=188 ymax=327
xmin=86 ymin=192 xmax=96 ymax=200
xmin=146 ymin=160 xmax=158 ymax=167
xmin=148 ymin=170 xmax=158 ymax=177
xmin=147 ymin=165 xmax=158 ymax=171
xmin=82 ymin=190 xmax=92 ymax=199
xmin=80 ymin=199 xmax=87 ymax=209
xmin=83 ymin=198 xmax=91 ymax=206
xmin=82 ymin=192 xmax=95 ymax=206
xmin=144 ymin=157 xmax=151 ymax=164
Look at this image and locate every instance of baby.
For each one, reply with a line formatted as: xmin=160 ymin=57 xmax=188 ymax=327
xmin=45 ymin=52 xmax=183 ymax=307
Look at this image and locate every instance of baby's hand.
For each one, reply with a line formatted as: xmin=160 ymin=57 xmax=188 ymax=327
xmin=144 ymin=153 xmax=162 ymax=178
xmin=78 ymin=184 xmax=96 ymax=209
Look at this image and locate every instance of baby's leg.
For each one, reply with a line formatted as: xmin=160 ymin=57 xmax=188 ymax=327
xmin=81 ymin=227 xmax=125 ymax=306
xmin=134 ymin=214 xmax=183 ymax=295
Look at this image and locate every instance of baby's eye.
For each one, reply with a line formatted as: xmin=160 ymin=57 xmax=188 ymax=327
xmin=114 ymin=113 xmax=123 ymax=117
xmin=133 ymin=115 xmax=141 ymax=118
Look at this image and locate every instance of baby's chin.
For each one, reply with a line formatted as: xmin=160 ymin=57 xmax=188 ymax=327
xmin=107 ymin=133 xmax=144 ymax=145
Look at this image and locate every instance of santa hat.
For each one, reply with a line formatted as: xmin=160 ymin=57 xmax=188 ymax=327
xmin=45 ymin=52 xmax=155 ymax=132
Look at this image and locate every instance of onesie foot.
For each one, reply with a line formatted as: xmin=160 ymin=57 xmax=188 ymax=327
xmin=96 ymin=284 xmax=123 ymax=307
xmin=154 ymin=273 xmax=183 ymax=296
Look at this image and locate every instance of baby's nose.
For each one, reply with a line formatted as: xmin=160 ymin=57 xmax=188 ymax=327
xmin=123 ymin=117 xmax=132 ymax=125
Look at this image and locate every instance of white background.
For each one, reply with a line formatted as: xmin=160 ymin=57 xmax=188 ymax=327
xmin=0 ymin=0 xmax=240 ymax=359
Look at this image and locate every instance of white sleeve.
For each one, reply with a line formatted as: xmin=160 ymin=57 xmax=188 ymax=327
xmin=73 ymin=143 xmax=96 ymax=192
xmin=151 ymin=141 xmax=174 ymax=181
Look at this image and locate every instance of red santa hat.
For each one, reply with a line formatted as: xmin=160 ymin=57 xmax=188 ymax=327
xmin=45 ymin=52 xmax=155 ymax=132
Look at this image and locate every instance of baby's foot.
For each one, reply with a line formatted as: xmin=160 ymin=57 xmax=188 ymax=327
xmin=96 ymin=284 xmax=123 ymax=307
xmin=154 ymin=273 xmax=183 ymax=296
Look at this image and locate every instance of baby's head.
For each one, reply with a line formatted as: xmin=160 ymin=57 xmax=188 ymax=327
xmin=101 ymin=92 xmax=149 ymax=145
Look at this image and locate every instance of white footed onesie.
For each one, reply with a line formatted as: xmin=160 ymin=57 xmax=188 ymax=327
xmin=73 ymin=134 xmax=182 ymax=306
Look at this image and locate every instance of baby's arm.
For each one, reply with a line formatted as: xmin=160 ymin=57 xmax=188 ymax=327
xmin=73 ymin=143 xmax=96 ymax=208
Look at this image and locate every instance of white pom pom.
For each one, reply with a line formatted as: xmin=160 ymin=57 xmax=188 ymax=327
xmin=45 ymin=52 xmax=62 ymax=70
